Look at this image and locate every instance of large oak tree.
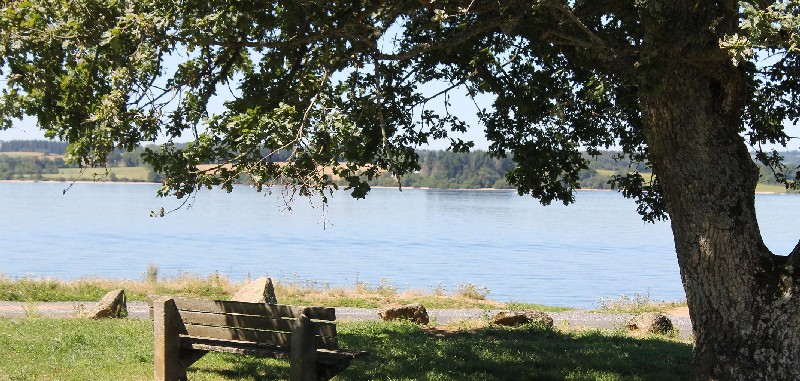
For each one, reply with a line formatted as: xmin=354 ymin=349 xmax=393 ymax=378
xmin=2 ymin=1 xmax=800 ymax=379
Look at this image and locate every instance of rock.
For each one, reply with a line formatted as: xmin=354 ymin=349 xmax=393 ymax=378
xmin=379 ymin=303 xmax=430 ymax=325
xmin=626 ymin=312 xmax=674 ymax=335
xmin=89 ymin=289 xmax=127 ymax=319
xmin=231 ymin=277 xmax=278 ymax=304
xmin=492 ymin=310 xmax=554 ymax=328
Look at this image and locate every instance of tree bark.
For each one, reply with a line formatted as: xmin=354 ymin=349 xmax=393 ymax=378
xmin=639 ymin=23 xmax=800 ymax=380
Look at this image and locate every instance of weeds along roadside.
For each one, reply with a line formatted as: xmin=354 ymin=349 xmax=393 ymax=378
xmin=0 ymin=266 xmax=685 ymax=313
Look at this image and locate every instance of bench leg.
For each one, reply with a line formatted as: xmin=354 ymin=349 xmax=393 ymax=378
xmin=154 ymin=297 xmax=188 ymax=381
xmin=290 ymin=311 xmax=319 ymax=381
xmin=318 ymin=360 xmax=353 ymax=381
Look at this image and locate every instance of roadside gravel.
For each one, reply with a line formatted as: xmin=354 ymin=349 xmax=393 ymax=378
xmin=0 ymin=301 xmax=693 ymax=341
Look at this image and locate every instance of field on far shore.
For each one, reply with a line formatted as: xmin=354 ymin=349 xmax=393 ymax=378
xmin=39 ymin=166 xmax=151 ymax=181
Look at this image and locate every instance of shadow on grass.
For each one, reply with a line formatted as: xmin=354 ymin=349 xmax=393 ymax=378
xmin=191 ymin=321 xmax=691 ymax=381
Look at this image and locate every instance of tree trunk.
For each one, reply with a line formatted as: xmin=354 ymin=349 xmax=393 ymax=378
xmin=639 ymin=37 xmax=800 ymax=381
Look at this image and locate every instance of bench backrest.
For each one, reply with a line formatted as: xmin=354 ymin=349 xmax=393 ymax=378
xmin=165 ymin=297 xmax=340 ymax=350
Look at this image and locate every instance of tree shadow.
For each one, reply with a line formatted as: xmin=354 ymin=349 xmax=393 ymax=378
xmin=188 ymin=321 xmax=691 ymax=381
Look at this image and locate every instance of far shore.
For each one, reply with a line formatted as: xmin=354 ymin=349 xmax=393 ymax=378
xmin=0 ymin=179 xmax=792 ymax=195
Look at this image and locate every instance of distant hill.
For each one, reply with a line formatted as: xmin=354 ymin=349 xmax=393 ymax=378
xmin=1 ymin=140 xmax=798 ymax=191
xmin=0 ymin=140 xmax=67 ymax=155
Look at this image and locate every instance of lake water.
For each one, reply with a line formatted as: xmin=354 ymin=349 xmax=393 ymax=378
xmin=1 ymin=182 xmax=797 ymax=308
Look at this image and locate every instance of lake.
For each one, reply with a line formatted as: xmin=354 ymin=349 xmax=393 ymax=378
xmin=1 ymin=182 xmax=797 ymax=308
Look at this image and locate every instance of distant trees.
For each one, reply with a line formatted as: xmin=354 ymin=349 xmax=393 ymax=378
xmin=0 ymin=140 xmax=67 ymax=154
xmin=367 ymin=150 xmax=514 ymax=189
xmin=0 ymin=155 xmax=62 ymax=179
xmin=2 ymin=142 xmax=797 ymax=190
xmin=0 ymin=140 xmax=162 ymax=181
xmin=366 ymin=150 xmax=677 ymax=190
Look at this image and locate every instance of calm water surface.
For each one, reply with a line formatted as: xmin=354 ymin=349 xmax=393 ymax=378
xmin=1 ymin=182 xmax=797 ymax=308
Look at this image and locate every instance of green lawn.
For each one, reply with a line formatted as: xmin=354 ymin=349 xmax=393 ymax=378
xmin=39 ymin=167 xmax=152 ymax=182
xmin=0 ymin=318 xmax=691 ymax=381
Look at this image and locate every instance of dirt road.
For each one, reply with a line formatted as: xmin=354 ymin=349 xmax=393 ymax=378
xmin=0 ymin=301 xmax=693 ymax=341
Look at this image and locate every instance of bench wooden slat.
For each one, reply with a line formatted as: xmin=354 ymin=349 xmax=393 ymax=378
xmin=316 ymin=336 xmax=338 ymax=350
xmin=182 ymin=323 xmax=293 ymax=346
xmin=181 ymin=339 xmax=366 ymax=363
xmin=181 ymin=337 xmax=291 ymax=359
xmin=179 ymin=310 xmax=294 ymax=332
xmin=171 ymin=297 xmax=336 ymax=321
xmin=316 ymin=348 xmax=371 ymax=362
xmin=178 ymin=310 xmax=338 ymax=338
xmin=182 ymin=323 xmax=339 ymax=350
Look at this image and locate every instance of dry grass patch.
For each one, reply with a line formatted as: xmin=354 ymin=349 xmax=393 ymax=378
xmin=272 ymin=279 xmax=505 ymax=309
xmin=597 ymin=292 xmax=687 ymax=314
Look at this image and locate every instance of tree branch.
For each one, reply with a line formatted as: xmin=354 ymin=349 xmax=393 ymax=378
xmin=791 ymin=240 xmax=800 ymax=258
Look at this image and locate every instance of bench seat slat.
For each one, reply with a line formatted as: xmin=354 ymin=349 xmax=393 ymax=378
xmin=172 ymin=297 xmax=336 ymax=321
xmin=181 ymin=338 xmax=368 ymax=363
xmin=181 ymin=337 xmax=291 ymax=359
xmin=182 ymin=323 xmax=340 ymax=350
xmin=183 ymin=323 xmax=293 ymax=346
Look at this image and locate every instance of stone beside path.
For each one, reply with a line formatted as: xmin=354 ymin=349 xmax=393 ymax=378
xmin=0 ymin=301 xmax=694 ymax=340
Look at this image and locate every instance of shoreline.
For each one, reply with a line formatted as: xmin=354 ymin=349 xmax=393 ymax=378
xmin=0 ymin=180 xmax=791 ymax=195
xmin=0 ymin=301 xmax=694 ymax=340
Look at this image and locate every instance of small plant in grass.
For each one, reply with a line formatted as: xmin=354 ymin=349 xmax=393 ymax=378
xmin=432 ymin=282 xmax=446 ymax=296
xmin=597 ymin=291 xmax=687 ymax=314
xmin=454 ymin=283 xmax=489 ymax=300
xmin=353 ymin=273 xmax=369 ymax=294
xmin=506 ymin=301 xmax=574 ymax=313
xmin=376 ymin=278 xmax=397 ymax=297
xmin=144 ymin=263 xmax=159 ymax=284
xmin=153 ymin=271 xmax=234 ymax=300
xmin=23 ymin=302 xmax=41 ymax=318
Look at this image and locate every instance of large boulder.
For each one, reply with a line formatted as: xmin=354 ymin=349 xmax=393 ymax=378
xmin=626 ymin=312 xmax=674 ymax=335
xmin=231 ymin=277 xmax=278 ymax=304
xmin=379 ymin=303 xmax=430 ymax=325
xmin=492 ymin=310 xmax=554 ymax=328
xmin=89 ymin=289 xmax=127 ymax=319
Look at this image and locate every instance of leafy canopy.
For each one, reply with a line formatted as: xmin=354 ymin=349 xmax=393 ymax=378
xmin=1 ymin=1 xmax=798 ymax=219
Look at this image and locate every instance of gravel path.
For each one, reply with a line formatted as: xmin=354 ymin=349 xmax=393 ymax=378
xmin=0 ymin=301 xmax=693 ymax=341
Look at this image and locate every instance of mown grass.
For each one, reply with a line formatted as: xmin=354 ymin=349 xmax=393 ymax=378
xmin=0 ymin=318 xmax=691 ymax=381
xmin=39 ymin=167 xmax=151 ymax=181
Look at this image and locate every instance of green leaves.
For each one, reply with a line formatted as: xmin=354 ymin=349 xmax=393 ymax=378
xmin=733 ymin=1 xmax=800 ymax=190
xmin=1 ymin=0 xmax=797 ymax=219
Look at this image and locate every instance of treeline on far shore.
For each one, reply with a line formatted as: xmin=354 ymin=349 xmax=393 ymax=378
xmin=0 ymin=140 xmax=163 ymax=182
xmin=1 ymin=139 xmax=798 ymax=191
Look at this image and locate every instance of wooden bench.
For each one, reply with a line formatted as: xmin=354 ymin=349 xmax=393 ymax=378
xmin=152 ymin=296 xmax=368 ymax=381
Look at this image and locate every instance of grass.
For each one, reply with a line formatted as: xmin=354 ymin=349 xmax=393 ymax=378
xmin=0 ymin=272 xmax=233 ymax=303
xmin=0 ymin=272 xmax=508 ymax=310
xmin=0 ymin=271 xmax=692 ymax=379
xmin=0 ymin=318 xmax=692 ymax=381
xmin=596 ymin=292 xmax=686 ymax=315
xmin=0 ymin=270 xmax=689 ymax=313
